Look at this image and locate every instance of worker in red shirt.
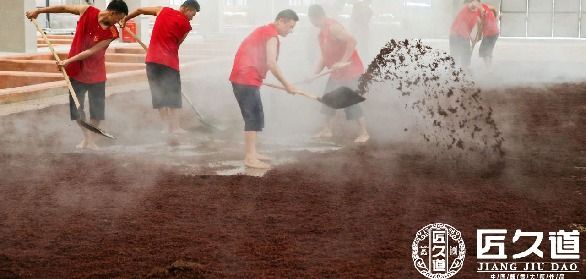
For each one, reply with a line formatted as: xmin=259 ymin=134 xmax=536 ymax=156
xmin=449 ymin=0 xmax=482 ymax=69
xmin=309 ymin=4 xmax=370 ymax=144
xmin=476 ymin=2 xmax=500 ymax=68
xmin=26 ymin=0 xmax=129 ymax=150
xmin=121 ymin=0 xmax=199 ymax=134
xmin=229 ymin=10 xmax=300 ymax=169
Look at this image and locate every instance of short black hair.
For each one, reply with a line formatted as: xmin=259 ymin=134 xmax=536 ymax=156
xmin=308 ymin=5 xmax=326 ymax=19
xmin=181 ymin=0 xmax=200 ymax=12
xmin=106 ymin=0 xmax=129 ymax=15
xmin=275 ymin=9 xmax=299 ymax=22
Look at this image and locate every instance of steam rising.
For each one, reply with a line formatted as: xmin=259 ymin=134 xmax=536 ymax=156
xmin=358 ymin=39 xmax=505 ymax=159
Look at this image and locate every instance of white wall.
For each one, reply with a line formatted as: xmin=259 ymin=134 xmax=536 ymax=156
xmin=0 ymin=0 xmax=37 ymax=53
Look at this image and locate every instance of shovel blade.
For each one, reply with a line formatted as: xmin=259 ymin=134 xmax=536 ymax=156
xmin=79 ymin=121 xmax=116 ymax=139
xmin=321 ymin=87 xmax=366 ymax=109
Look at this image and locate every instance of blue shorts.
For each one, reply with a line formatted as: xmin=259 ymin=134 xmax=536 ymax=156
xmin=321 ymin=78 xmax=364 ymax=120
xmin=232 ymin=83 xmax=264 ymax=132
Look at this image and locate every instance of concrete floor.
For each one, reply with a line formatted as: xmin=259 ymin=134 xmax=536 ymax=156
xmin=0 ymin=36 xmax=585 ymax=177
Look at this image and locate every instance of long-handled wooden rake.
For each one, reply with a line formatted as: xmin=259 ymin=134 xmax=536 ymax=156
xmin=31 ymin=18 xmax=115 ymax=139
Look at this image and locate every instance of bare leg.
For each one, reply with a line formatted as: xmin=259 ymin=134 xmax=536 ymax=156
xmin=84 ymin=119 xmax=101 ymax=150
xmin=169 ymin=108 xmax=186 ymax=134
xmin=244 ymin=131 xmax=270 ymax=169
xmin=483 ymin=56 xmax=492 ymax=68
xmin=354 ymin=117 xmax=370 ymax=143
xmin=159 ymin=108 xmax=169 ymax=133
xmin=313 ymin=116 xmax=334 ymax=138
xmin=75 ymin=120 xmax=88 ymax=149
xmin=75 ymin=119 xmax=100 ymax=150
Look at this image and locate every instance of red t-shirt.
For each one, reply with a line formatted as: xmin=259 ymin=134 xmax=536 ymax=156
xmin=450 ymin=6 xmax=481 ymax=38
xmin=481 ymin=4 xmax=499 ymax=37
xmin=66 ymin=6 xmax=118 ymax=84
xmin=145 ymin=7 xmax=192 ymax=72
xmin=319 ymin=18 xmax=364 ymax=81
xmin=229 ymin=24 xmax=279 ymax=87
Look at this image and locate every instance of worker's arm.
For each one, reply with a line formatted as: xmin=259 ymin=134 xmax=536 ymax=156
xmin=471 ymin=9 xmax=485 ymax=43
xmin=179 ymin=32 xmax=189 ymax=46
xmin=314 ymin=56 xmax=325 ymax=76
xmin=489 ymin=5 xmax=499 ymax=18
xmin=298 ymin=57 xmax=325 ymax=84
xmin=329 ymin=23 xmax=357 ymax=70
xmin=26 ymin=5 xmax=88 ymax=19
xmin=120 ymin=6 xmax=162 ymax=27
xmin=58 ymin=39 xmax=114 ymax=67
xmin=266 ymin=37 xmax=296 ymax=95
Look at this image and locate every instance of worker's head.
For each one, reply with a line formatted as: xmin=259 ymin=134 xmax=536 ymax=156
xmin=308 ymin=5 xmax=326 ymax=28
xmin=465 ymin=0 xmax=481 ymax=11
xmin=274 ymin=9 xmax=299 ymax=37
xmin=180 ymin=0 xmax=200 ymax=21
xmin=103 ymin=0 xmax=128 ymax=26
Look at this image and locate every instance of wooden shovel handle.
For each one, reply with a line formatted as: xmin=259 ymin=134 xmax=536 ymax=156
xmin=122 ymin=25 xmax=149 ymax=51
xmin=31 ymin=18 xmax=81 ymax=109
xmin=263 ymin=83 xmax=319 ymax=101
xmin=296 ymin=62 xmax=352 ymax=84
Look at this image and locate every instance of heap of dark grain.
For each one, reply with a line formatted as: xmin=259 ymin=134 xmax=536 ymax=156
xmin=358 ymin=39 xmax=505 ymax=158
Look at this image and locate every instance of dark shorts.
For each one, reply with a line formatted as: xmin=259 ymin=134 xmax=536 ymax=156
xmin=479 ymin=35 xmax=498 ymax=58
xmin=449 ymin=35 xmax=472 ymax=67
xmin=321 ymin=78 xmax=364 ymax=121
xmin=146 ymin=63 xmax=182 ymax=109
xmin=232 ymin=83 xmax=264 ymax=132
xmin=69 ymin=79 xmax=106 ymax=121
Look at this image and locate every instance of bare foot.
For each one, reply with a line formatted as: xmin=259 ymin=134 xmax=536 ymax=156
xmin=255 ymin=153 xmax=272 ymax=161
xmin=354 ymin=134 xmax=370 ymax=143
xmin=313 ymin=130 xmax=333 ymax=139
xmin=244 ymin=158 xmax=271 ymax=169
xmin=171 ymin=128 xmax=188 ymax=135
xmin=75 ymin=139 xmax=87 ymax=149
xmin=85 ymin=142 xmax=100 ymax=151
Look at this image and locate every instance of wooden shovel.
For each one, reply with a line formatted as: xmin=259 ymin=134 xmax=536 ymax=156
xmin=263 ymin=83 xmax=365 ymax=109
xmin=31 ymin=18 xmax=115 ymax=139
xmin=295 ymin=62 xmax=352 ymax=85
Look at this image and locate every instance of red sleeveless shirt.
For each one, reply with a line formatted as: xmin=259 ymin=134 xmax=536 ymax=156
xmin=481 ymin=4 xmax=499 ymax=37
xmin=319 ymin=18 xmax=364 ymax=81
xmin=229 ymin=24 xmax=280 ymax=87
xmin=66 ymin=6 xmax=118 ymax=83
xmin=146 ymin=7 xmax=192 ymax=71
xmin=450 ymin=6 xmax=481 ymax=38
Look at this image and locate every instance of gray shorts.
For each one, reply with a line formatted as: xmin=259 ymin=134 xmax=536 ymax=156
xmin=69 ymin=79 xmax=105 ymax=121
xmin=146 ymin=63 xmax=182 ymax=109
xmin=449 ymin=35 xmax=472 ymax=67
xmin=321 ymin=78 xmax=364 ymax=120
xmin=479 ymin=35 xmax=498 ymax=58
xmin=232 ymin=83 xmax=264 ymax=132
